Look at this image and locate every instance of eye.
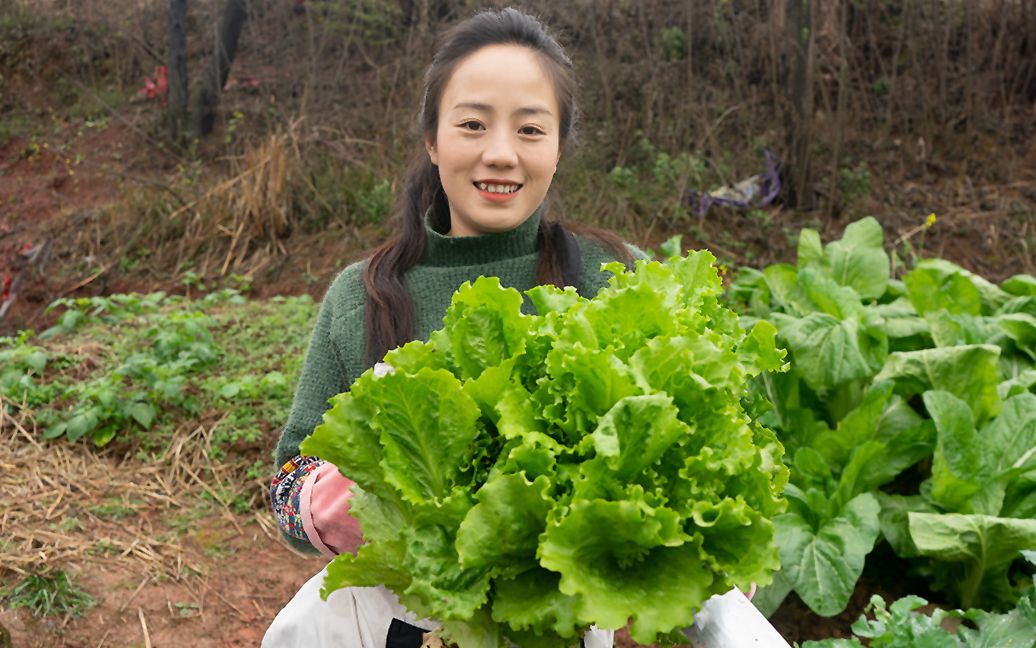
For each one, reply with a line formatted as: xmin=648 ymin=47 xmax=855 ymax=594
xmin=460 ymin=120 xmax=484 ymax=131
xmin=518 ymin=125 xmax=545 ymax=136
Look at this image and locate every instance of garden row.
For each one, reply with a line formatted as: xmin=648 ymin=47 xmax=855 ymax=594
xmin=1 ymin=218 xmax=1034 ymax=644
xmin=726 ymin=218 xmax=1036 ymax=645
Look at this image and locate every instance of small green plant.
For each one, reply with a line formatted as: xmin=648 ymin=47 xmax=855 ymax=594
xmin=180 ymin=270 xmax=206 ymax=295
xmin=43 ymin=302 xmax=219 ymax=445
xmin=802 ymin=588 xmax=1036 ymax=647
xmin=659 ymin=26 xmax=687 ymax=62
xmin=608 ymin=137 xmax=707 ymax=226
xmin=201 ymin=287 xmax=248 ymax=306
xmin=608 ymin=165 xmax=636 ymax=191
xmin=174 ymin=601 xmax=201 ymax=617
xmin=2 ymin=570 xmax=94 ymax=618
xmin=92 ymin=539 xmax=120 ymax=556
xmin=837 ymin=160 xmax=872 ymax=204
xmin=41 ymin=292 xmax=168 ymax=338
xmin=56 ymin=516 xmax=81 ymax=533
xmin=358 ymin=178 xmax=393 ymax=223
xmin=224 ymin=110 xmax=246 ymax=145
xmin=212 ymin=370 xmax=287 ymax=401
xmin=0 ymin=331 xmax=71 ymax=413
xmin=89 ymin=498 xmax=139 ymax=520
xmin=225 ymin=273 xmax=252 ymax=294
xmin=0 ymin=332 xmax=48 ymax=392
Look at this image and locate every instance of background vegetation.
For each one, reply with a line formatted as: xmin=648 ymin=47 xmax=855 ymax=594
xmin=2 ymin=0 xmax=1033 ymax=308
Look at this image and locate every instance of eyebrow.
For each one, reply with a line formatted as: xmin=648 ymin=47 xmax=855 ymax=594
xmin=451 ymin=102 xmax=554 ymax=118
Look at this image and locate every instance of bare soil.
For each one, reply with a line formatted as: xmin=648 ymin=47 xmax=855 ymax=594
xmin=0 ymin=416 xmax=328 ymax=648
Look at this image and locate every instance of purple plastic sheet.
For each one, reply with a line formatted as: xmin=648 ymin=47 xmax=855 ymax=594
xmin=687 ymin=150 xmax=781 ymax=217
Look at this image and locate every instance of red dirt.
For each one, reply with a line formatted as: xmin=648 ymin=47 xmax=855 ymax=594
xmin=0 ymin=521 xmax=327 ymax=648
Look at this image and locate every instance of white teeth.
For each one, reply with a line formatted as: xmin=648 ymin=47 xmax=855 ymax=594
xmin=477 ymin=182 xmax=519 ymax=194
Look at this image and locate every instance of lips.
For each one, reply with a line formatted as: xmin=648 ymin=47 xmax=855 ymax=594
xmin=474 ymin=180 xmax=523 ymax=202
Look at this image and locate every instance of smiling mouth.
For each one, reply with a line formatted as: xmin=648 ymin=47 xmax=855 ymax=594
xmin=474 ymin=181 xmax=522 ymax=194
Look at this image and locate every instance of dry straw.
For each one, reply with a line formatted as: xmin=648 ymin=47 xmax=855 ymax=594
xmin=164 ymin=119 xmax=310 ymax=277
xmin=0 ymin=396 xmax=268 ymax=582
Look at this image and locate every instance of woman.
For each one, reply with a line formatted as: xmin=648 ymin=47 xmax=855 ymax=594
xmin=265 ymin=8 xmax=638 ymax=647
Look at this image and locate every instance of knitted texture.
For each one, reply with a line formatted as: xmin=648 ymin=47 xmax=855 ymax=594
xmin=272 ymin=209 xmax=637 ymax=553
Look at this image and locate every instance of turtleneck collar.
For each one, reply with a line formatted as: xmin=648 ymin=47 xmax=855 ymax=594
xmin=420 ymin=204 xmax=543 ymax=267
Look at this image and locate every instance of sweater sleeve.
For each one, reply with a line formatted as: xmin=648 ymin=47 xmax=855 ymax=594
xmin=271 ymin=266 xmax=365 ymax=553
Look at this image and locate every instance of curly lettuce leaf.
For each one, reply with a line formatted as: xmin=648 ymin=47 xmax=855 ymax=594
xmin=373 ymin=368 xmax=481 ymax=504
xmin=591 ymin=394 xmax=689 ymax=480
xmin=455 ymin=473 xmax=554 ymax=575
xmin=539 ymin=499 xmax=710 ymax=643
xmin=441 ymin=276 xmax=531 ymax=380
xmin=491 ymin=567 xmax=583 ymax=641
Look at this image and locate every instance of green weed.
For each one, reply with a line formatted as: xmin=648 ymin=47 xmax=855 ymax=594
xmin=16 ymin=289 xmax=314 ymax=477
xmin=174 ymin=602 xmax=200 ymax=617
xmin=358 ymin=179 xmax=394 ymax=223
xmin=659 ymin=27 xmax=687 ymax=62
xmin=2 ymin=570 xmax=94 ymax=618
xmin=89 ymin=499 xmax=139 ymax=520
xmin=838 ymin=160 xmax=872 ymax=204
xmin=606 ymin=136 xmax=707 ymax=228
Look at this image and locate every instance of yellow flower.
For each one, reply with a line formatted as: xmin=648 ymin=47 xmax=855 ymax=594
xmin=925 ymin=212 xmax=937 ymax=228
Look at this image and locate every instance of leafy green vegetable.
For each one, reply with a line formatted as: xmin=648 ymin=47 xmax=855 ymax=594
xmin=908 ymin=513 xmax=1036 ymax=610
xmin=301 ymin=255 xmax=788 ymax=647
xmin=773 ymin=492 xmax=881 ymax=616
xmin=732 ymin=218 xmax=1036 ymax=617
xmin=799 ymin=217 xmax=890 ymax=301
xmin=801 ymin=587 xmax=1036 ymax=647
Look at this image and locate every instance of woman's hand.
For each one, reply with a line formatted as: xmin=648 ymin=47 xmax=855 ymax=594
xmin=304 ymin=463 xmax=363 ymax=557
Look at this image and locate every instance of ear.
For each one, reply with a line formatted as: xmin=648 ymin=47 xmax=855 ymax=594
xmin=424 ymin=134 xmax=438 ymax=166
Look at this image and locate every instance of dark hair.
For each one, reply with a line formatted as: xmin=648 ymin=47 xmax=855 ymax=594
xmin=363 ymin=7 xmax=630 ymax=362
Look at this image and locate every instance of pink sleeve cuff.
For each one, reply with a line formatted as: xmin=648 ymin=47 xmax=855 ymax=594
xmin=300 ymin=463 xmax=338 ymax=558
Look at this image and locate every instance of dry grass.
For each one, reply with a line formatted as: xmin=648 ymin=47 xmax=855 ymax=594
xmin=163 ymin=120 xmax=310 ymax=277
xmin=0 ymin=396 xmax=275 ymax=583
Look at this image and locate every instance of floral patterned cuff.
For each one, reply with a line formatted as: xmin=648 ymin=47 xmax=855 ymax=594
xmin=270 ymin=455 xmax=325 ymax=540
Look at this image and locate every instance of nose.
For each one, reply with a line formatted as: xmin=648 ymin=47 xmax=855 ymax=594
xmin=481 ymin=130 xmax=518 ymax=168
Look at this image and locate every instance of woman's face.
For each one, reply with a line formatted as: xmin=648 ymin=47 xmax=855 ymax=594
xmin=426 ymin=44 xmax=561 ymax=237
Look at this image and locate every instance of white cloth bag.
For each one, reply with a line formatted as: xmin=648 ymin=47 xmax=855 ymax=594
xmin=263 ymin=565 xmax=614 ymax=648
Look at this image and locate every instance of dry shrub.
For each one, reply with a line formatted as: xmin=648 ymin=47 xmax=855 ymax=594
xmin=169 ymin=121 xmax=308 ymax=276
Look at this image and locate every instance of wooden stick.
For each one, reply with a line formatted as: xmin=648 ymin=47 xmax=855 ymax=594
xmin=94 ymin=629 xmax=112 ymax=648
xmin=137 ymin=608 xmax=153 ymax=648
xmin=119 ymin=576 xmax=150 ymax=614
